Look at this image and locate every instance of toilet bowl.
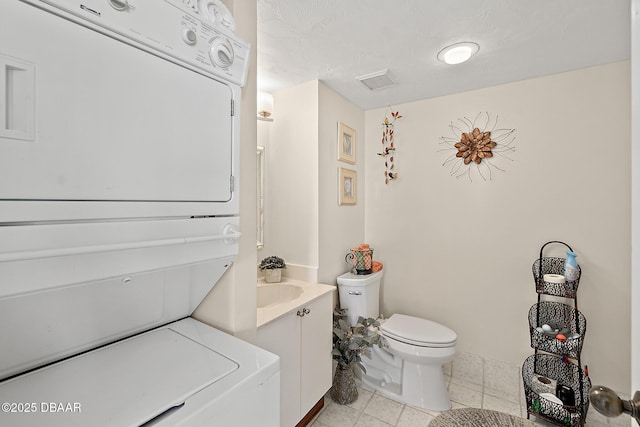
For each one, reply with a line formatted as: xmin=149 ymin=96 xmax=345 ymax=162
xmin=337 ymin=270 xmax=457 ymax=411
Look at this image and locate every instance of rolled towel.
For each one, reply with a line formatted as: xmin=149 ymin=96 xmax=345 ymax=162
xmin=372 ymin=261 xmax=383 ymax=272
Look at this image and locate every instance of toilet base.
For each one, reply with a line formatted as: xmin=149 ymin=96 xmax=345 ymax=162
xmin=358 ymin=345 xmax=452 ymax=411
xmin=400 ymin=359 xmax=451 ymax=411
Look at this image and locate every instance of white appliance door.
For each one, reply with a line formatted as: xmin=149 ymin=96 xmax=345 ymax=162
xmin=0 ymin=1 xmax=233 ymax=216
xmin=0 ymin=327 xmax=239 ymax=427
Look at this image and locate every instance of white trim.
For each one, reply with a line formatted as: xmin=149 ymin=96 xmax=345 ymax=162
xmin=0 ymin=232 xmax=241 ymax=263
xmin=631 ymin=0 xmax=640 ymax=397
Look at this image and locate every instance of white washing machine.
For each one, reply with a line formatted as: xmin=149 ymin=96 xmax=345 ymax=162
xmin=0 ymin=1 xmax=279 ymax=426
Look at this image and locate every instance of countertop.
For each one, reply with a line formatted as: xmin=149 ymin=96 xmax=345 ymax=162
xmin=256 ymin=278 xmax=335 ymax=328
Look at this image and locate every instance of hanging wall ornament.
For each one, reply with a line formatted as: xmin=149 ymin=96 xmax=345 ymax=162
xmin=438 ymin=112 xmax=515 ymax=181
xmin=377 ymin=109 xmax=402 ymax=184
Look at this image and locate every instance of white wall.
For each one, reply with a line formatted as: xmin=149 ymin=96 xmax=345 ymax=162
xmin=364 ymin=62 xmax=631 ymax=393
xmin=193 ymin=0 xmax=258 ymax=342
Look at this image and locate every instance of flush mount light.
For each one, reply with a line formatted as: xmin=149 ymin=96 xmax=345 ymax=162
xmin=437 ymin=42 xmax=480 ymax=65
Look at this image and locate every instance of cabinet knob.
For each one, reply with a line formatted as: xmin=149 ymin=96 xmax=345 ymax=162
xmin=303 ymin=308 xmax=310 ymax=315
xmin=297 ymin=309 xmax=305 ymax=317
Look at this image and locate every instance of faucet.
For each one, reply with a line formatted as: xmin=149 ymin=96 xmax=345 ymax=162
xmin=589 ymin=386 xmax=640 ymax=425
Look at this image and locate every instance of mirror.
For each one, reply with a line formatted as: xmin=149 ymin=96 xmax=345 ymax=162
xmin=257 ymin=145 xmax=265 ymax=249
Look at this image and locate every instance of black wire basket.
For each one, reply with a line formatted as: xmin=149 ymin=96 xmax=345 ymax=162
xmin=522 ymin=354 xmax=590 ymax=427
xmin=528 ymin=301 xmax=586 ymax=358
xmin=532 ymin=241 xmax=581 ymax=298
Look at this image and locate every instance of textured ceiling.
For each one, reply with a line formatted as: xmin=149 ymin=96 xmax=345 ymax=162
xmin=257 ymin=0 xmax=631 ymax=110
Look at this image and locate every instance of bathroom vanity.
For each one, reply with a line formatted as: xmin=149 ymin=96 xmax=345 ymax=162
xmin=257 ymin=279 xmax=335 ymax=427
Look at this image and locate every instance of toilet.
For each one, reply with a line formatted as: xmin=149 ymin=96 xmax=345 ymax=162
xmin=337 ymin=270 xmax=456 ymax=411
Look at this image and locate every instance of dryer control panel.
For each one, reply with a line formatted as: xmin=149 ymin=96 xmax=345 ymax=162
xmin=29 ymin=0 xmax=250 ymax=86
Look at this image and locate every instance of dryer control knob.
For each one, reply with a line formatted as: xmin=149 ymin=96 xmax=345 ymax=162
xmin=109 ymin=0 xmax=129 ymax=11
xmin=209 ymin=37 xmax=234 ymax=69
xmin=198 ymin=0 xmax=235 ymax=29
xmin=182 ymin=28 xmax=197 ymax=45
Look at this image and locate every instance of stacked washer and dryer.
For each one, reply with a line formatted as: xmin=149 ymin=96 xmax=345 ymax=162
xmin=0 ymin=1 xmax=279 ymax=426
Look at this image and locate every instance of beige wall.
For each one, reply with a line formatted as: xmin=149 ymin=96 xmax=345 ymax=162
xmin=318 ymin=82 xmax=366 ymax=284
xmin=259 ymin=81 xmax=366 ymax=284
xmin=193 ymin=0 xmax=258 ymax=343
xmin=364 ymin=62 xmax=631 ymax=393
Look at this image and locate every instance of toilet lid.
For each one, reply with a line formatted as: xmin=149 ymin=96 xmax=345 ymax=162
xmin=380 ymin=314 xmax=456 ymax=348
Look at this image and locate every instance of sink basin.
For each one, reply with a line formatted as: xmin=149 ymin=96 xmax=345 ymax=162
xmin=257 ymin=284 xmax=303 ymax=309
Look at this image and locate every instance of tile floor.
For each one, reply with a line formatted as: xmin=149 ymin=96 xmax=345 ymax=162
xmin=309 ymin=353 xmax=629 ymax=427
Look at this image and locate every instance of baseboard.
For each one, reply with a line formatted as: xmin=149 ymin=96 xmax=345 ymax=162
xmin=295 ymin=397 xmax=324 ymax=427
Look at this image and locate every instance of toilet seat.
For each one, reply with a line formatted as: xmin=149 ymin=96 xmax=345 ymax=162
xmin=380 ymin=314 xmax=456 ymax=348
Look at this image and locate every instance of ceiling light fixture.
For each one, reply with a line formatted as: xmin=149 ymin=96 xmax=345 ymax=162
xmin=437 ymin=42 xmax=480 ymax=65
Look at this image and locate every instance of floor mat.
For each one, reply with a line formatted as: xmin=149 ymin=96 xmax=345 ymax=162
xmin=431 ymin=408 xmax=537 ymax=427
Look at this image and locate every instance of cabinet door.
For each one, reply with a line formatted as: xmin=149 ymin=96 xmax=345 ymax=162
xmin=300 ymin=292 xmax=333 ymax=415
xmin=257 ymin=312 xmax=301 ymax=427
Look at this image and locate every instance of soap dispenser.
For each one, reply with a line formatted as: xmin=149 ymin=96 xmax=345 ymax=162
xmin=564 ymin=250 xmax=579 ymax=282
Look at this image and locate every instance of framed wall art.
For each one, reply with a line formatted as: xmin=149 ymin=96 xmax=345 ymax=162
xmin=338 ymin=167 xmax=356 ymax=205
xmin=337 ymin=122 xmax=356 ymax=164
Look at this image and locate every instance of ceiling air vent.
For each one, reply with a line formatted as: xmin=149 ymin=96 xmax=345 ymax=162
xmin=356 ymin=69 xmax=394 ymax=90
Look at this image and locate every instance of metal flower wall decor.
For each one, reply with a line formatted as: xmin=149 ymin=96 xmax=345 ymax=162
xmin=377 ymin=110 xmax=402 ymax=184
xmin=438 ymin=112 xmax=516 ymax=181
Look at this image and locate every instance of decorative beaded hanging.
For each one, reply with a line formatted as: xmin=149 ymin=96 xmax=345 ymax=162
xmin=377 ymin=109 xmax=402 ymax=184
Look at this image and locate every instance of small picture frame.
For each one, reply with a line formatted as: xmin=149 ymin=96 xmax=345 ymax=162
xmin=337 ymin=122 xmax=356 ymax=164
xmin=338 ymin=167 xmax=356 ymax=205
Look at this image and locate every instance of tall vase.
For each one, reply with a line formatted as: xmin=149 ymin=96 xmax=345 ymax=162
xmin=564 ymin=250 xmax=579 ymax=282
xmin=330 ymin=364 xmax=358 ymax=405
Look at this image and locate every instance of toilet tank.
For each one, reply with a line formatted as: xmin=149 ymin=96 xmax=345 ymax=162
xmin=336 ymin=270 xmax=383 ymax=326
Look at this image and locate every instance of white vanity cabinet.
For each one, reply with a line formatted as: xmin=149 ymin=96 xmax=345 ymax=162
xmin=299 ymin=292 xmax=333 ymax=414
xmin=257 ymin=288 xmax=333 ymax=427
